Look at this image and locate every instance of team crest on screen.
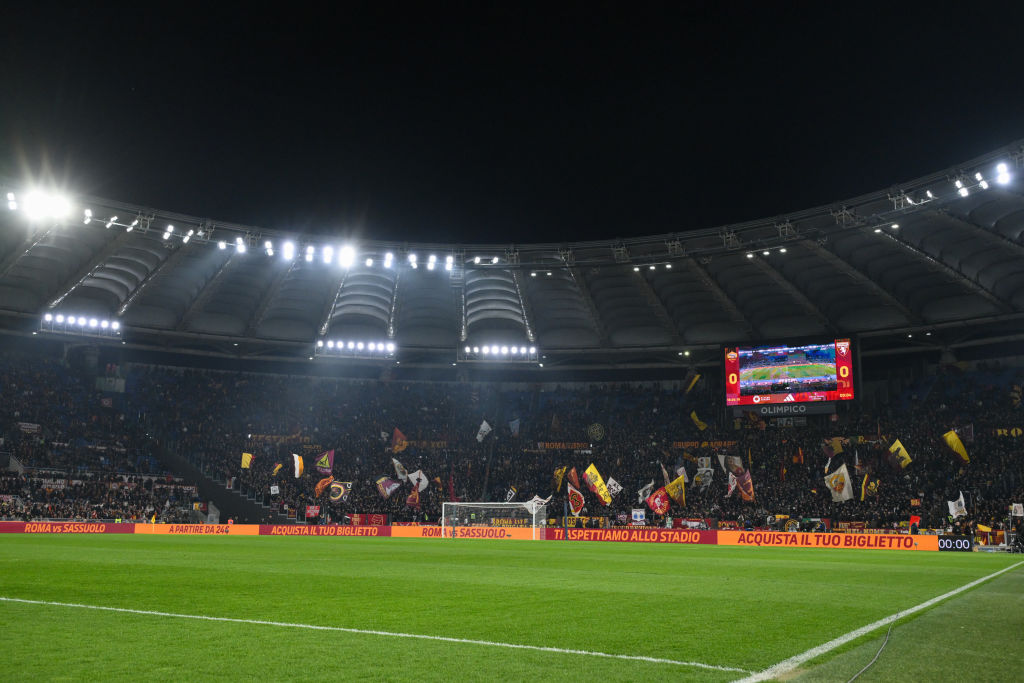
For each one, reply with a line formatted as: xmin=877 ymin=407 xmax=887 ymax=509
xmin=836 ymin=340 xmax=850 ymax=356
xmin=726 ymin=351 xmax=738 ymax=361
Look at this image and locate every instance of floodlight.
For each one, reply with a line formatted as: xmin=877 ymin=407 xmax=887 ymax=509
xmin=473 ymin=256 xmax=481 ymax=264
xmin=88 ymin=318 xmax=97 ymax=327
xmin=182 ymin=234 xmax=191 ymax=244
xmin=446 ymin=255 xmax=453 ymax=264
xmin=77 ymin=317 xmax=86 ymax=326
xmin=980 ymin=180 xmax=989 ymax=189
xmin=162 ymin=231 xmax=171 ymax=240
xmin=318 ymin=340 xmax=325 ymax=348
xmin=500 ymin=346 xmax=509 ymax=354
xmin=66 ymin=316 xmax=76 ymax=325
xmin=5 ymin=192 xmax=13 ymax=200
xmin=491 ymin=256 xmax=499 ymax=264
xmin=997 ymin=164 xmax=1011 ymax=184
xmin=218 ymin=241 xmax=226 ymax=250
xmin=166 ymin=225 xmax=174 ymax=233
xmin=531 ymin=272 xmax=536 ymax=277
xmin=356 ymin=342 xmax=364 ymax=350
xmin=83 ymin=209 xmax=92 ymax=224
xmin=464 ymin=346 xmax=470 ymax=353
xmin=322 ymin=245 xmax=334 ymax=264
xmin=633 ymin=266 xmax=640 ymax=272
xmin=519 ymin=346 xmax=527 ymax=354
xmin=529 ymin=346 xmax=536 ymax=353
xmin=283 ymin=241 xmax=295 ymax=260
xmin=55 ymin=314 xmax=64 ymax=323
xmin=347 ymin=341 xmax=355 ymax=349
xmin=649 ymin=265 xmax=656 ymax=270
xmin=959 ymin=187 xmax=969 ymax=197
xmin=926 ymin=190 xmax=934 ymax=198
xmin=546 ymin=271 xmax=552 ymax=276
xmin=762 ymin=250 xmax=769 ymax=256
xmin=955 ymin=179 xmax=963 ymax=188
xmin=384 ymin=253 xmax=393 ymax=268
xmin=666 ymin=263 xmax=672 ymax=269
xmin=23 ymin=191 xmax=71 ymax=222
xmin=428 ymin=254 xmax=437 ymax=263
xmin=43 ymin=313 xmax=52 ymax=321
xmin=386 ymin=343 xmax=395 ymax=352
xmin=111 ymin=321 xmax=120 ymax=331
xmin=746 ymin=253 xmax=753 ymax=258
xmin=339 ymin=245 xmax=355 ymax=268
xmin=891 ymin=223 xmax=899 ymax=229
xmin=472 ymin=346 xmax=479 ymax=353
xmin=305 ymin=246 xmax=314 ymax=262
xmin=7 ymin=201 xmax=15 ymax=211
xmin=975 ymin=172 xmax=983 ymax=181
xmin=874 ymin=228 xmax=882 ymax=233
xmin=366 ymin=258 xmax=374 ymax=267
xmin=100 ymin=320 xmax=109 ymax=329
xmin=482 ymin=346 xmax=490 ymax=355
xmin=779 ymin=248 xmax=787 ymax=253
xmin=510 ymin=346 xmax=518 ymax=354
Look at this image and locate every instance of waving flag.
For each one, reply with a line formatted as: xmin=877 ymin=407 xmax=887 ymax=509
xmin=408 ymin=469 xmax=428 ymax=491
xmin=291 ymin=453 xmax=304 ymax=478
xmin=824 ymin=464 xmax=854 ymax=502
xmin=314 ymin=475 xmax=334 ymax=498
xmin=241 ymin=452 xmax=254 ymax=469
xmin=646 ymin=487 xmax=670 ymax=515
xmin=314 ymin=450 xmax=334 ymax=475
xmin=637 ymin=480 xmax=654 ymax=504
xmin=948 ymin=491 xmax=967 ymax=518
xmin=583 ymin=463 xmax=612 ymax=505
xmin=942 ymin=430 xmax=970 ymax=464
xmin=505 ymin=485 xmax=517 ymax=502
xmin=567 ymin=483 xmax=585 ymax=516
xmin=476 ymin=420 xmax=492 ymax=443
xmin=889 ymin=439 xmax=912 ymax=468
xmin=391 ymin=428 xmax=408 ymax=453
xmin=567 ymin=467 xmax=580 ymax=490
xmin=271 ymin=463 xmax=283 ymax=477
xmin=553 ymin=466 xmax=567 ymax=492
xmin=329 ymin=481 xmax=351 ymax=503
xmin=665 ymin=473 xmax=686 ymax=507
xmin=392 ymin=458 xmax=409 ymax=482
xmin=690 ymin=410 xmax=707 ymax=431
xmin=376 ymin=477 xmax=401 ymax=498
xmin=606 ymin=477 xmax=623 ymax=498
xmin=406 ymin=487 xmax=421 ymax=508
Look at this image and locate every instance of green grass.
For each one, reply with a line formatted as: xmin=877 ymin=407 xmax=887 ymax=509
xmin=740 ymin=364 xmax=835 ymax=382
xmin=0 ymin=536 xmax=1021 ymax=681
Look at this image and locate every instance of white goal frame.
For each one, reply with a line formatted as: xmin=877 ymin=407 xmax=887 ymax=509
xmin=441 ymin=501 xmax=547 ymax=540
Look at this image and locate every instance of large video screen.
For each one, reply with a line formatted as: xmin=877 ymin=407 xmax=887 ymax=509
xmin=724 ymin=339 xmax=854 ymax=406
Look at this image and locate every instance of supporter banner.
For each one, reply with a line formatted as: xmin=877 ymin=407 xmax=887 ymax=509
xmin=718 ymin=530 xmax=938 ymax=551
xmin=350 ymin=514 xmax=388 ymax=526
xmin=249 ymin=431 xmax=306 ymax=444
xmin=390 ymin=525 xmax=536 ymax=540
xmin=671 ymin=440 xmax=738 ymax=449
xmin=16 ymin=422 xmax=41 ymax=434
xmin=546 ymin=528 xmax=718 ymax=544
xmin=0 ymin=522 xmax=136 ymax=534
xmin=406 ymin=440 xmax=449 ymax=449
xmin=536 ymin=442 xmax=590 ymax=450
xmin=259 ymin=525 xmax=390 ymax=537
xmin=136 ymin=524 xmax=260 ymax=536
xmin=993 ymin=427 xmax=1024 ymax=437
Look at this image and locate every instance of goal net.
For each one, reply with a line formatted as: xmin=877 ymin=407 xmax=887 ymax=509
xmin=441 ymin=502 xmax=547 ymax=540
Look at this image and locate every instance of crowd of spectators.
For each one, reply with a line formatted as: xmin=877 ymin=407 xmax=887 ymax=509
xmin=3 ymin=348 xmax=1023 ymax=535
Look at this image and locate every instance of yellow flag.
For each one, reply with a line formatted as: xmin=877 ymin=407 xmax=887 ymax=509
xmin=241 ymin=452 xmax=254 ymax=469
xmin=889 ymin=439 xmax=912 ymax=468
xmin=976 ymin=524 xmax=992 ymax=533
xmin=942 ymin=430 xmax=970 ymax=464
xmin=685 ymin=372 xmax=701 ymax=394
xmin=553 ymin=466 xmax=567 ymax=492
xmin=690 ymin=411 xmax=707 ymax=431
xmin=583 ymin=464 xmax=613 ymax=505
xmin=665 ymin=473 xmax=686 ymax=507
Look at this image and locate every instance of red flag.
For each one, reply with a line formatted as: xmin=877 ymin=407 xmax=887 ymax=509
xmin=568 ymin=467 xmax=580 ymax=490
xmin=391 ymin=428 xmax=408 ymax=453
xmin=909 ymin=515 xmax=921 ymax=527
xmin=567 ymin=483 xmax=585 ymax=516
xmin=406 ymin=487 xmax=420 ymax=508
xmin=314 ymin=475 xmax=334 ymax=498
xmin=447 ymin=470 xmax=459 ymax=502
xmin=646 ymin=487 xmax=670 ymax=515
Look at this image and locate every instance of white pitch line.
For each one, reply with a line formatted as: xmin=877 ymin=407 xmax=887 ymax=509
xmin=0 ymin=596 xmax=751 ymax=674
xmin=734 ymin=560 xmax=1024 ymax=682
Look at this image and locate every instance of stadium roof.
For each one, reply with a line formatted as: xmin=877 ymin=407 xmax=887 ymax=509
xmin=2 ymin=139 xmax=1024 ymax=370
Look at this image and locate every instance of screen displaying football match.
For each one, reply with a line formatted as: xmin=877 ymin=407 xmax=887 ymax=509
xmin=724 ymin=339 xmax=854 ymax=406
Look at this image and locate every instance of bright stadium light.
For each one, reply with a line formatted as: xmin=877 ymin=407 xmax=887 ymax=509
xmin=89 ymin=318 xmax=98 ymax=327
xmin=282 ymin=241 xmax=295 ymax=260
xmin=347 ymin=341 xmax=355 ymax=350
xmin=83 ymin=209 xmax=92 ymax=224
xmin=746 ymin=253 xmax=753 ymax=258
xmin=491 ymin=256 xmax=499 ymax=264
xmin=365 ymin=257 xmax=374 ymax=267
xmin=218 ymin=241 xmax=227 ymax=250
xmin=235 ymin=237 xmax=246 ymax=253
xmin=996 ymin=162 xmax=1011 ymax=185
xmin=500 ymin=345 xmax=509 ymax=355
xmin=482 ymin=346 xmax=490 ymax=355
xmin=66 ymin=316 xmax=76 ymax=325
xmin=111 ymin=321 xmax=120 ymax=331
xmin=44 ymin=313 xmax=53 ymax=322
xmin=356 ymin=342 xmax=364 ymax=350
xmin=322 ymin=245 xmax=334 ymax=264
xmin=666 ymin=263 xmax=672 ymax=269
xmin=926 ymin=190 xmax=934 ymax=198
xmin=464 ymin=346 xmax=471 ymax=353
xmin=77 ymin=317 xmax=86 ymax=326
xmin=959 ymin=186 xmax=969 ymax=197
xmin=386 ymin=342 xmax=395 ymax=352
xmin=473 ymin=256 xmax=481 ymax=264
xmin=100 ymin=320 xmax=109 ymax=329
xmin=472 ymin=346 xmax=479 ymax=353
xmin=339 ymin=245 xmax=355 ymax=268
xmin=529 ymin=346 xmax=536 ymax=354
xmin=891 ymin=223 xmax=899 ymax=229
xmin=305 ymin=245 xmax=314 ymax=262
xmin=519 ymin=346 xmax=526 ymax=354
xmin=23 ymin=191 xmax=71 ymax=222
xmin=408 ymin=253 xmax=417 ymax=264
xmin=510 ymin=346 xmax=518 ymax=354
xmin=975 ymin=172 xmax=983 ymax=181
xmin=980 ymin=180 xmax=989 ymax=189
xmin=633 ymin=266 xmax=640 ymax=272
xmin=55 ymin=314 xmax=64 ymax=323
xmin=762 ymin=250 xmax=769 ymax=256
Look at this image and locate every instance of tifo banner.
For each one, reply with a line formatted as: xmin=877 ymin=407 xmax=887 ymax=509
xmin=717 ymin=530 xmax=938 ymax=551
xmin=546 ymin=528 xmax=718 ymax=544
xmin=535 ymin=442 xmax=591 ymax=450
xmin=671 ymin=440 xmax=737 ymax=449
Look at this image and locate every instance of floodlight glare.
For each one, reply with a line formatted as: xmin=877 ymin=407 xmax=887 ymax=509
xmin=322 ymin=245 xmax=334 ymax=264
xmin=408 ymin=253 xmax=417 ymax=263
xmin=531 ymin=272 xmax=536 ymax=277
xmin=482 ymin=346 xmax=490 ymax=355
xmin=339 ymin=245 xmax=355 ymax=268
xmin=111 ymin=321 xmax=120 ymax=330
xmin=666 ymin=263 xmax=672 ymax=268
xmin=89 ymin=318 xmax=98 ymax=327
xmin=975 ymin=172 xmax=983 ymax=181
xmin=23 ymin=191 xmax=71 ymax=222
xmin=218 ymin=241 xmax=227 ymax=250
xmin=959 ymin=187 xmax=969 ymax=197
xmin=427 ymin=262 xmax=435 ymax=270
xmin=305 ymin=246 xmax=314 ymax=262
xmin=980 ymin=180 xmax=989 ymax=189
xmin=633 ymin=266 xmax=640 ymax=272
xmin=55 ymin=314 xmax=64 ymax=323
xmin=356 ymin=342 xmax=364 ymax=350
xmin=955 ymin=179 xmax=964 ymax=188
xmin=464 ymin=346 xmax=471 ymax=353
xmin=347 ymin=341 xmax=355 ymax=349
xmin=473 ymin=256 xmax=480 ymax=264
xmin=366 ymin=258 xmax=374 ymax=267
xmin=529 ymin=346 xmax=536 ymax=354
xmin=166 ymin=225 xmax=174 ymax=233
xmin=182 ymin=234 xmax=191 ymax=244
xmin=282 ymin=241 xmax=295 ymax=260
xmin=472 ymin=346 xmax=479 ymax=353
xmin=519 ymin=346 xmax=527 ymax=354
xmin=779 ymin=248 xmax=787 ymax=253
xmin=386 ymin=343 xmax=395 ymax=352
xmin=66 ymin=316 xmax=76 ymax=325
xmin=491 ymin=256 xmax=499 ymax=264
xmin=501 ymin=346 xmax=509 ymax=354
xmin=762 ymin=250 xmax=769 ymax=256
xmin=926 ymin=190 xmax=934 ymax=198
xmin=44 ymin=313 xmax=53 ymax=321
xmin=510 ymin=346 xmax=518 ymax=354
xmin=5 ymin=192 xmax=13 ymax=201
xmin=649 ymin=265 xmax=656 ymax=270
xmin=746 ymin=253 xmax=753 ymax=258
xmin=100 ymin=320 xmax=109 ymax=329
xmin=891 ymin=223 xmax=899 ymax=229
xmin=446 ymin=255 xmax=453 ymax=264
xmin=428 ymin=254 xmax=437 ymax=263
xmin=77 ymin=317 xmax=86 ymax=326
xmin=997 ymin=167 xmax=1011 ymax=184
xmin=162 ymin=231 xmax=171 ymax=240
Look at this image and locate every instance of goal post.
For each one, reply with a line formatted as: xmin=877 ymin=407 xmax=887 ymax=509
xmin=441 ymin=501 xmax=547 ymax=540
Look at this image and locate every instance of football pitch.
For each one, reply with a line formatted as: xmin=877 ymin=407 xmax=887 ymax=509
xmin=740 ymin=364 xmax=835 ymax=382
xmin=1 ymin=536 xmax=1021 ymax=681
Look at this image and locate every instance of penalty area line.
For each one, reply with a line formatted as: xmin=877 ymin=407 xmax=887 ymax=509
xmin=0 ymin=596 xmax=751 ymax=674
xmin=733 ymin=559 xmax=1024 ymax=682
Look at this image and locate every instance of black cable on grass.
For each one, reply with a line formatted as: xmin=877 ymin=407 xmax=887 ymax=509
xmin=846 ymin=623 xmax=894 ymax=683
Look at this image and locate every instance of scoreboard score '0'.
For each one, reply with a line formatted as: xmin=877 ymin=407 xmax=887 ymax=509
xmin=725 ymin=339 xmax=854 ymax=406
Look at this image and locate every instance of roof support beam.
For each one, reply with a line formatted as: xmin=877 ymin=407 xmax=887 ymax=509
xmin=685 ymin=257 xmax=755 ymax=339
xmin=799 ymin=239 xmax=925 ymax=326
xmin=245 ymin=260 xmax=296 ymax=336
xmin=176 ymin=252 xmax=236 ymax=331
xmin=0 ymin=227 xmax=52 ymax=279
xmin=568 ymin=267 xmax=610 ymax=347
xmin=387 ymin=271 xmax=401 ymax=339
xmin=632 ymin=269 xmax=682 ymax=345
xmin=746 ymin=256 xmax=836 ymax=333
xmin=118 ymin=243 xmax=191 ymax=316
xmin=509 ymin=270 xmax=535 ymax=343
xmin=933 ymin=207 xmax=1024 ymax=261
xmin=48 ymin=229 xmax=136 ymax=309
xmin=316 ymin=268 xmax=350 ymax=337
xmin=874 ymin=228 xmax=1015 ymax=314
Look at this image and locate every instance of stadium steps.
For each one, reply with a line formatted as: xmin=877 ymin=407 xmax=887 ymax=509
xmin=149 ymin=439 xmax=279 ymax=524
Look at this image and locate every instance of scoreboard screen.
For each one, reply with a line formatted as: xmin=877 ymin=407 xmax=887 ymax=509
xmin=724 ymin=339 xmax=854 ymax=406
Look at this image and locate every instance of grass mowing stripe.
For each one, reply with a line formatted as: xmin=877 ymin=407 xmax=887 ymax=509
xmin=0 ymin=596 xmax=752 ymax=674
xmin=734 ymin=559 xmax=1024 ymax=682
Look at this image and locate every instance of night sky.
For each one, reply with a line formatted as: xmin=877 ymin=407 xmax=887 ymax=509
xmin=2 ymin=2 xmax=1023 ymax=244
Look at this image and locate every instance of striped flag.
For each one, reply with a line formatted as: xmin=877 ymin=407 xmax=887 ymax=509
xmin=292 ymin=453 xmax=304 ymax=478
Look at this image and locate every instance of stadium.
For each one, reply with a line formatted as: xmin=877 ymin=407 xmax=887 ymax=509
xmin=3 ymin=6 xmax=1024 ymax=681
